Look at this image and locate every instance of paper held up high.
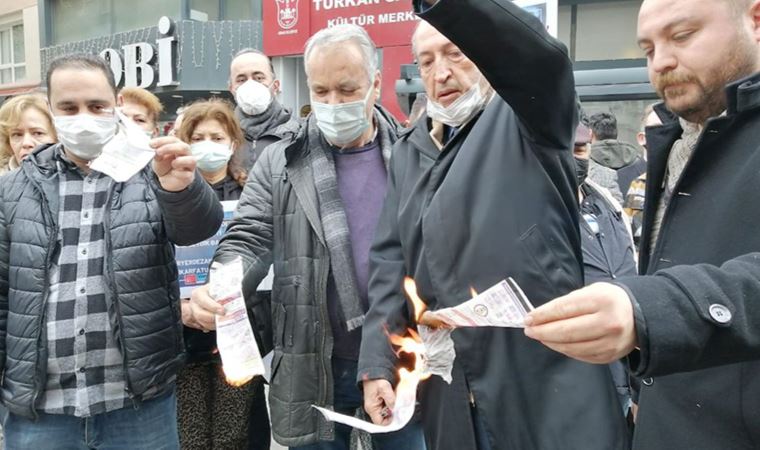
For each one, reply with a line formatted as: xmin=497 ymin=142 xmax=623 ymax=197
xmin=89 ymin=111 xmax=155 ymax=182
xmin=314 ymin=278 xmax=534 ymax=435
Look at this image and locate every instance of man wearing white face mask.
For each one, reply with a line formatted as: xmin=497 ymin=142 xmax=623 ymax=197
xmin=229 ymin=48 xmax=300 ymax=171
xmin=358 ymin=1 xmax=630 ymax=450
xmin=186 ymin=24 xmax=426 ymax=449
xmin=0 ymin=54 xmax=223 ymax=450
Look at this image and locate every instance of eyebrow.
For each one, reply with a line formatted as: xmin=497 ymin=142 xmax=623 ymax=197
xmin=637 ymin=15 xmax=695 ymax=46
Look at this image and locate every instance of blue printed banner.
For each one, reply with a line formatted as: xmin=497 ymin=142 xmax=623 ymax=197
xmin=176 ymin=200 xmax=237 ymax=298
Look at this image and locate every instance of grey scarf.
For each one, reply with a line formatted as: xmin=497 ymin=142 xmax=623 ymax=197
xmin=649 ymin=117 xmax=702 ymax=253
xmin=235 ymin=99 xmax=292 ymax=141
xmin=304 ymin=108 xmax=396 ymax=331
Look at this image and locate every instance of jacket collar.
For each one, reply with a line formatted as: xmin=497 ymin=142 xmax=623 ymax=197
xmin=284 ymin=104 xmax=400 ymax=167
xmin=725 ymin=71 xmax=760 ymax=115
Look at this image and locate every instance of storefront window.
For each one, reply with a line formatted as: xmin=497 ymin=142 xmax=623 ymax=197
xmin=51 ymin=0 xmax=180 ymax=45
xmin=0 ymin=23 xmax=26 ymax=84
xmin=574 ymin=1 xmax=642 ymax=61
xmin=188 ymin=0 xmax=253 ymax=21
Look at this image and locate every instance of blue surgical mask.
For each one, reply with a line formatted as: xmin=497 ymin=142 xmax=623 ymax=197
xmin=190 ymin=140 xmax=232 ymax=172
xmin=311 ymin=78 xmax=375 ymax=147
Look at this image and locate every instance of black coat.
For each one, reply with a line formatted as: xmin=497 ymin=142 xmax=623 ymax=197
xmin=358 ymin=1 xmax=630 ymax=449
xmin=617 ymin=73 xmax=760 ymax=450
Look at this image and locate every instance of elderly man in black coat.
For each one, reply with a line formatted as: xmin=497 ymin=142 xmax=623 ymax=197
xmin=526 ymin=0 xmax=760 ymax=449
xmin=357 ymin=0 xmax=630 ymax=449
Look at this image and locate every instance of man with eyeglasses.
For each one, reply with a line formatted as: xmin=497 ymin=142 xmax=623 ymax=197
xmin=0 ymin=53 xmax=222 ymax=449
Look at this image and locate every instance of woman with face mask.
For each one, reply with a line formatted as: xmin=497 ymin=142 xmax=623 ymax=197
xmin=174 ymin=99 xmax=270 ymax=450
xmin=0 ymin=94 xmax=58 ymax=174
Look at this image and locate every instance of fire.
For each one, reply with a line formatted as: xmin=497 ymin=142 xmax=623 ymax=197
xmin=470 ymin=287 xmax=478 ymax=298
xmin=388 ymin=278 xmax=436 ymax=382
xmin=404 ymin=277 xmax=427 ymax=322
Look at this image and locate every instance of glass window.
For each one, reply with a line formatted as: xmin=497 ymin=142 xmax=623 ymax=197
xmin=113 ymin=0 xmax=179 ymax=32
xmin=0 ymin=29 xmax=10 ymax=65
xmin=224 ymin=0 xmax=253 ymax=20
xmin=190 ymin=0 xmax=220 ymax=21
xmin=12 ymin=25 xmax=24 ymax=63
xmin=574 ymin=1 xmax=642 ymax=61
xmin=51 ymin=0 xmax=180 ymax=45
xmin=0 ymin=23 xmax=26 ymax=84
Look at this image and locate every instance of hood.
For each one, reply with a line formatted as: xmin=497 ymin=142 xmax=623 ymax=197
xmin=590 ymin=139 xmax=642 ymax=169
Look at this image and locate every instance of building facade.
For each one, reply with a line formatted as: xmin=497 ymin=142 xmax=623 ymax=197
xmin=0 ymin=0 xmax=43 ymax=101
xmin=2 ymin=0 xmax=655 ymax=141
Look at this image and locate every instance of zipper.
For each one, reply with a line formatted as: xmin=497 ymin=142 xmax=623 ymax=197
xmin=26 ymin=170 xmax=58 ymax=420
xmin=317 ymin=252 xmax=332 ymax=435
xmin=102 ymin=183 xmax=136 ymax=401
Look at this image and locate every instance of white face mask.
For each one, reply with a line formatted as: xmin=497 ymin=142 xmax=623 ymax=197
xmin=426 ymin=81 xmax=489 ymax=127
xmin=190 ymin=140 xmax=233 ymax=173
xmin=54 ymin=113 xmax=118 ymax=161
xmin=311 ymin=79 xmax=375 ymax=147
xmin=235 ymin=79 xmax=274 ymax=116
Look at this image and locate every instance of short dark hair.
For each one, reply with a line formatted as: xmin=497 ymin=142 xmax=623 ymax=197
xmin=46 ymin=53 xmax=117 ymax=98
xmin=588 ymin=112 xmax=618 ymax=140
xmin=231 ymin=48 xmax=276 ymax=79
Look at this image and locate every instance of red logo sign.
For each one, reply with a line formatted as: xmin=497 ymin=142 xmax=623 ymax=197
xmin=276 ymin=0 xmax=300 ymax=29
xmin=263 ymin=0 xmax=419 ymax=56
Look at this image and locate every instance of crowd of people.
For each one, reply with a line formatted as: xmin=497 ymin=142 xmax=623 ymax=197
xmin=0 ymin=0 xmax=758 ymax=449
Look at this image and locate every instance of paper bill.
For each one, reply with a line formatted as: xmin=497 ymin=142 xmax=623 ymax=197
xmin=314 ymin=367 xmax=419 ymax=434
xmin=434 ymin=278 xmax=534 ymax=328
xmin=210 ymin=258 xmax=266 ymax=386
xmin=417 ymin=325 xmax=455 ymax=383
xmin=89 ymin=111 xmax=154 ymax=182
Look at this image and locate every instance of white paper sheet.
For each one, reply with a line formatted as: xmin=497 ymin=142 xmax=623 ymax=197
xmin=314 ymin=367 xmax=419 ymax=434
xmin=89 ymin=111 xmax=154 ymax=182
xmin=211 ymin=258 xmax=266 ymax=386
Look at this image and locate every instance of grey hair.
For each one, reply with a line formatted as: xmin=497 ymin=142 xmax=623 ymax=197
xmin=304 ymin=25 xmax=378 ymax=82
xmin=231 ymin=48 xmax=276 ymax=79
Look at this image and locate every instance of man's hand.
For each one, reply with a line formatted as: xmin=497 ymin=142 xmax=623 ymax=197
xmin=363 ymin=379 xmax=396 ymax=426
xmin=186 ymin=285 xmax=226 ymax=332
xmin=151 ymin=136 xmax=196 ymax=192
xmin=523 ymin=282 xmax=637 ymax=364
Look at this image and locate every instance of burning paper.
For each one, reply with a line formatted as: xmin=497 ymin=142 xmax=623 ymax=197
xmin=209 ymin=257 xmax=266 ymax=386
xmin=431 ymin=278 xmax=534 ymax=328
xmin=314 ymin=277 xmax=534 ymax=434
xmin=89 ymin=110 xmax=155 ymax=182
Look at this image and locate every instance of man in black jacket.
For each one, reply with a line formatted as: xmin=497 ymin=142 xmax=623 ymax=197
xmin=526 ymin=0 xmax=760 ymax=449
xmin=229 ymin=49 xmax=299 ymax=171
xmin=358 ymin=1 xmax=629 ymax=449
xmin=0 ymin=54 xmax=222 ymax=449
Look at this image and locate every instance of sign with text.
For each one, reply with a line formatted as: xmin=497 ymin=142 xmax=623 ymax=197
xmin=176 ymin=200 xmax=237 ymax=298
xmin=264 ymin=0 xmax=419 ymax=56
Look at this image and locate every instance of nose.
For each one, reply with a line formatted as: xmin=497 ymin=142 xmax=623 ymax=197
xmin=21 ymin=132 xmax=37 ymax=149
xmin=433 ymin=61 xmax=452 ymax=84
xmin=649 ymin=45 xmax=677 ymax=75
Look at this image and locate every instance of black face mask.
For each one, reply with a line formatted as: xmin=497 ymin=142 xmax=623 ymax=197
xmin=574 ymin=157 xmax=589 ymax=186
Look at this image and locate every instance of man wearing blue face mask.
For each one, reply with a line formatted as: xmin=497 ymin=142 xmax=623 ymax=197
xmin=358 ymin=1 xmax=630 ymax=450
xmin=229 ymin=48 xmax=300 ymax=172
xmin=186 ymin=24 xmax=426 ymax=450
xmin=0 ymin=54 xmax=223 ymax=449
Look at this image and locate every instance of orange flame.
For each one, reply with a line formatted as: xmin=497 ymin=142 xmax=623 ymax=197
xmin=404 ymin=277 xmax=428 ymax=322
xmin=470 ymin=287 xmax=479 ymax=298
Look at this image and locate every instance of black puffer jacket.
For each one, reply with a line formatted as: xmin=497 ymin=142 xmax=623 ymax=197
xmin=0 ymin=143 xmax=223 ymax=418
